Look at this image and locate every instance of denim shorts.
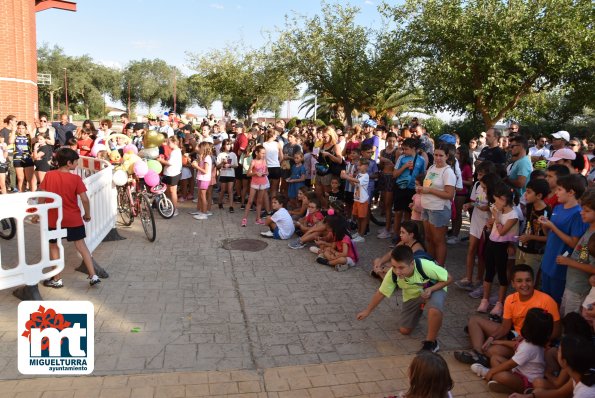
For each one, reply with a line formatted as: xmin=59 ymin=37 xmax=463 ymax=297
xmin=421 ymin=206 xmax=451 ymax=228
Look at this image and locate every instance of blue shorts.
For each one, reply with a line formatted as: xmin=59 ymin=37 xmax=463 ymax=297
xmin=422 ymin=206 xmax=451 ymax=228
xmin=272 ymin=227 xmax=281 ymax=240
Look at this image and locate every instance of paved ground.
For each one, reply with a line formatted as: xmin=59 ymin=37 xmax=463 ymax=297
xmin=0 ymin=198 xmax=505 ymax=396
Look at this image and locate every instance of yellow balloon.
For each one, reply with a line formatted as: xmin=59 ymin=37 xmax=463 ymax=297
xmin=109 ymin=151 xmax=121 ymax=163
xmin=128 ymin=154 xmax=141 ymax=164
xmin=143 ymin=131 xmax=165 ymax=148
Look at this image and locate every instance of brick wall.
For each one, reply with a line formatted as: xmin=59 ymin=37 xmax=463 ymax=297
xmin=0 ymin=0 xmax=38 ymax=125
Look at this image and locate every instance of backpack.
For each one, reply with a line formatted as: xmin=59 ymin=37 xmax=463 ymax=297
xmin=391 ymin=250 xmax=440 ymax=288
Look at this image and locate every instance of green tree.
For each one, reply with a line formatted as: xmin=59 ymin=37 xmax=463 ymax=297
xmin=274 ymin=2 xmax=398 ymax=126
xmin=383 ymin=0 xmax=595 ymax=129
xmin=187 ymin=45 xmax=295 ymax=121
xmin=121 ymin=59 xmax=171 ymax=113
xmin=37 ymin=44 xmax=69 ymax=118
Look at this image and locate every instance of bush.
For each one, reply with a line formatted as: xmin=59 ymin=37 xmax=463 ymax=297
xmin=286 ymin=117 xmax=299 ymax=130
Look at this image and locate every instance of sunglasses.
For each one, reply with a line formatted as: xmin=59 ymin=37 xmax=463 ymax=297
xmin=40 ymin=120 xmax=47 ymax=123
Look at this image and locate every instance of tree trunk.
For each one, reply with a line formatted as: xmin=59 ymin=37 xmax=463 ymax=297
xmin=85 ymin=105 xmax=90 ymax=120
xmin=344 ymin=103 xmax=353 ymax=127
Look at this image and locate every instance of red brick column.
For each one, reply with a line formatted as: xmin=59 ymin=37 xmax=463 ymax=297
xmin=0 ymin=0 xmax=38 ymax=125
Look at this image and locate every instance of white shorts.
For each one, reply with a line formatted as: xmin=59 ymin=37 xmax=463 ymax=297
xmin=469 ymin=209 xmax=489 ymax=239
xmin=181 ymin=166 xmax=192 ymax=180
xmin=251 ymin=183 xmax=270 ymax=191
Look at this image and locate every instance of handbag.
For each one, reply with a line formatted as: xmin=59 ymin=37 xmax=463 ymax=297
xmin=315 ymin=162 xmax=329 ymax=176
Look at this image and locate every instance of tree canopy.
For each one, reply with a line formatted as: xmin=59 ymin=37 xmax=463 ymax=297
xmin=382 ymin=0 xmax=595 ymax=129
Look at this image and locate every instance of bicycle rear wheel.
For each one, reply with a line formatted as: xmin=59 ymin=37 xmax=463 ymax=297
xmin=0 ymin=218 xmax=16 ymax=240
xmin=369 ymin=203 xmax=387 ymax=226
xmin=157 ymin=195 xmax=175 ymax=219
xmin=139 ymin=193 xmax=156 ymax=242
xmin=117 ymin=186 xmax=134 ymax=226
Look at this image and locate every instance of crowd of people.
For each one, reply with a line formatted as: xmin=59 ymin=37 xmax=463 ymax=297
xmin=1 ymin=112 xmax=595 ymax=397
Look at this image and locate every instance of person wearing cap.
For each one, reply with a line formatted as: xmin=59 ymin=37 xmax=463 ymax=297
xmin=529 ymin=135 xmax=551 ymax=162
xmin=158 ymin=116 xmax=174 ymax=138
xmin=547 ymin=148 xmax=577 ymax=174
xmin=476 ymin=128 xmax=506 ymax=166
xmin=362 ymin=119 xmax=380 ymax=161
xmin=505 ymin=135 xmax=533 ymax=198
xmin=550 ymin=130 xmax=570 ymax=151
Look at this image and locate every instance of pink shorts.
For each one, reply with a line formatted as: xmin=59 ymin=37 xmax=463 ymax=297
xmin=198 ymin=180 xmax=210 ymax=190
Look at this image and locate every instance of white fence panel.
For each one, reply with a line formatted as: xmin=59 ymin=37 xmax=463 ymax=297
xmin=0 ymin=192 xmax=66 ymax=289
xmin=73 ymin=156 xmax=116 ymax=253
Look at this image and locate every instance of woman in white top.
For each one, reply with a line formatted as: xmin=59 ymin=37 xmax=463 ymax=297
xmin=159 ymin=136 xmax=182 ymax=215
xmin=263 ymin=129 xmax=283 ymax=200
xmin=416 ymin=143 xmax=456 ymax=266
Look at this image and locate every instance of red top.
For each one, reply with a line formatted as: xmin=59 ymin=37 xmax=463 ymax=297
xmin=233 ymin=133 xmax=248 ymax=156
xmin=544 ymin=193 xmax=559 ymax=209
xmin=77 ymin=138 xmax=93 ymax=156
xmin=40 ymin=170 xmax=87 ymax=228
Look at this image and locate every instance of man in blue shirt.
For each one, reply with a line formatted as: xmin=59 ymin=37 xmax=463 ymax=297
xmin=361 ymin=119 xmax=380 ymax=161
xmin=506 ymin=135 xmax=533 ymax=198
xmin=51 ymin=113 xmax=76 ymax=147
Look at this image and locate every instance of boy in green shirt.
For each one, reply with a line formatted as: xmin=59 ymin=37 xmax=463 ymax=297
xmin=357 ymin=246 xmax=452 ymax=353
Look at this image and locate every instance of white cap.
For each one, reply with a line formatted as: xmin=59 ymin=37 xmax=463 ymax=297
xmin=551 ymin=130 xmax=570 ymax=142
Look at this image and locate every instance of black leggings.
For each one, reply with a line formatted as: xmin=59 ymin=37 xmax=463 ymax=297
xmin=484 ymin=238 xmax=508 ymax=286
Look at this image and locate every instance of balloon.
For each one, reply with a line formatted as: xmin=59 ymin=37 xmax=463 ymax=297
xmin=123 ymin=144 xmax=138 ymax=155
xmin=109 ymin=151 xmax=121 ymax=163
xmin=128 ymin=154 xmax=141 ymax=164
xmin=147 ymin=159 xmax=162 ymax=174
xmin=112 ymin=170 xmax=128 ymax=186
xmin=143 ymin=131 xmax=165 ymax=148
xmin=138 ymin=147 xmax=159 ymax=159
xmin=122 ymin=160 xmax=134 ymax=174
xmin=144 ymin=170 xmax=160 ymax=187
xmin=133 ymin=160 xmax=149 ymax=178
xmin=90 ymin=143 xmax=107 ymax=157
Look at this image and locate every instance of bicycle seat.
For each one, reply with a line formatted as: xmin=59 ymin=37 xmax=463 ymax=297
xmin=150 ymin=184 xmax=166 ymax=194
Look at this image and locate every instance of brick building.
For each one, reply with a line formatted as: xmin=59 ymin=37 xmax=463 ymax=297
xmin=0 ymin=0 xmax=75 ymax=126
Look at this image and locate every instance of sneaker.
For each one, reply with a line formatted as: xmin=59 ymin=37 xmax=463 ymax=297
xmin=260 ymin=210 xmax=268 ymax=218
xmin=335 ymin=263 xmax=349 ymax=272
xmin=377 ymin=229 xmax=391 ymax=239
xmin=469 ymin=284 xmax=484 ymax=299
xmin=261 ymin=231 xmax=274 ymax=238
xmin=488 ymin=380 xmax=514 ymax=394
xmin=43 ymin=278 xmax=63 ymax=288
xmin=240 ymin=204 xmax=246 ymax=210
xmin=89 ymin=275 xmax=101 ymax=286
xmin=189 ymin=211 xmax=202 ymax=215
xmin=454 ymin=278 xmax=474 ymax=291
xmin=489 ymin=293 xmax=499 ymax=306
xmin=218 ymin=203 xmax=224 ymax=209
xmin=351 ymin=234 xmax=365 ymax=243
xmin=255 ymin=218 xmax=265 ymax=225
xmin=206 ymin=212 xmax=213 ymax=216
xmin=477 ymin=299 xmax=489 ymax=313
xmin=229 ymin=207 xmax=234 ymax=213
xmin=192 ymin=198 xmax=198 ymax=203
xmin=241 ymin=218 xmax=247 ymax=227
xmin=446 ymin=236 xmax=460 ymax=245
xmin=470 ymin=363 xmax=489 ymax=378
xmin=316 ymin=257 xmax=329 ymax=265
xmin=309 ymin=246 xmax=320 ymax=255
xmin=193 ymin=214 xmax=208 ymax=220
xmin=173 ymin=210 xmax=179 ymax=217
xmin=419 ymin=340 xmax=439 ymax=353
xmin=490 ymin=301 xmax=503 ymax=317
xmin=288 ymin=239 xmax=306 ymax=249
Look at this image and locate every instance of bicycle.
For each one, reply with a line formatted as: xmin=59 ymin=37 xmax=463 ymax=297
xmin=148 ymin=183 xmax=175 ymax=219
xmin=0 ymin=218 xmax=16 ymax=240
xmin=116 ymin=177 xmax=156 ymax=242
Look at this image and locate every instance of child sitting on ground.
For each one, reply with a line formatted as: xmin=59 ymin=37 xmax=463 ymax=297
xmin=288 ymin=187 xmax=312 ymax=219
xmin=470 ymin=308 xmax=553 ymax=394
xmin=289 ymin=206 xmax=342 ymax=250
xmin=261 ymin=194 xmax=295 ymax=240
xmin=312 ymin=215 xmax=358 ymax=271
xmin=326 ymin=175 xmax=344 ymax=205
xmin=295 ymin=197 xmax=324 ymax=235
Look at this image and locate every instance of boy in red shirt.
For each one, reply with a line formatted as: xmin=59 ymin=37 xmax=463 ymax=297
xmin=39 ymin=148 xmax=100 ymax=288
xmin=544 ymin=164 xmax=570 ymax=209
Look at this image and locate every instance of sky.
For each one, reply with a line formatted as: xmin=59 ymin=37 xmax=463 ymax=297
xmin=35 ymin=0 xmax=410 ymax=120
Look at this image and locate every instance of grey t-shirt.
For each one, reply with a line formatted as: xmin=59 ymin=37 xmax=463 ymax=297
xmin=567 ymin=229 xmax=595 ymax=295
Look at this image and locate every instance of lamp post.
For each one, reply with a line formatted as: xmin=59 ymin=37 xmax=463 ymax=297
xmin=63 ymin=68 xmax=68 ymax=116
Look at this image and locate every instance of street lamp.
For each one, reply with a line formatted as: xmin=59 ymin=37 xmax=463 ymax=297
xmin=63 ymin=68 xmax=68 ymax=116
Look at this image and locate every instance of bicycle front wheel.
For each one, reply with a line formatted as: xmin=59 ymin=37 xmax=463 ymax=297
xmin=117 ymin=186 xmax=134 ymax=226
xmin=0 ymin=218 xmax=16 ymax=240
xmin=139 ymin=193 xmax=156 ymax=242
xmin=157 ymin=195 xmax=175 ymax=219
